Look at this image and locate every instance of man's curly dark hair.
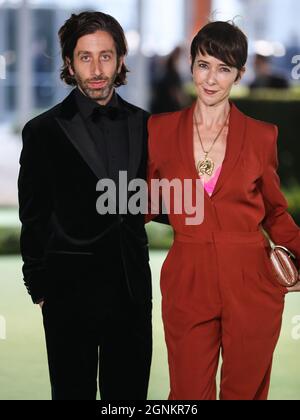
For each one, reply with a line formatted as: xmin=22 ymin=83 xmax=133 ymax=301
xmin=58 ymin=11 xmax=129 ymax=87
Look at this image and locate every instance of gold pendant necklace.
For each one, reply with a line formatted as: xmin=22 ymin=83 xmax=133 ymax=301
xmin=197 ymin=153 xmax=215 ymax=176
xmin=194 ymin=110 xmax=230 ymax=176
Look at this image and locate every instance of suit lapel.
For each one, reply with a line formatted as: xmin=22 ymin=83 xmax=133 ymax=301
xmin=55 ymin=90 xmax=109 ymax=181
xmin=127 ymin=112 xmax=143 ymax=182
xmin=178 ymin=100 xmax=247 ymax=199
xmin=56 ymin=91 xmax=144 ymax=184
xmin=54 ymin=91 xmax=120 ymax=208
xmin=55 ymin=91 xmax=145 ymax=209
xmin=211 ymin=102 xmax=246 ymax=197
xmin=55 ymin=112 xmax=110 ymax=182
xmin=118 ymin=95 xmax=144 ymax=183
xmin=178 ymin=102 xmax=197 ymax=180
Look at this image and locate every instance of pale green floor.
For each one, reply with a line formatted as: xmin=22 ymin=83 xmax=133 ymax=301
xmin=0 ymin=253 xmax=299 ymax=400
xmin=0 ymin=208 xmax=20 ymax=227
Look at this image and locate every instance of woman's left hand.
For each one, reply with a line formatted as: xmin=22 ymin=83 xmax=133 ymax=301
xmin=287 ymin=274 xmax=300 ymax=292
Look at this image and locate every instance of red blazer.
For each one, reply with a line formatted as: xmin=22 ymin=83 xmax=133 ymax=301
xmin=147 ymin=102 xmax=300 ymax=266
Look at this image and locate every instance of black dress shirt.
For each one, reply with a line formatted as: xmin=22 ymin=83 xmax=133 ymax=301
xmin=75 ymin=88 xmax=129 ymax=188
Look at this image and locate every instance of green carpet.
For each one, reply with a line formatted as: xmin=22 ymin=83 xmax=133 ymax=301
xmin=0 ymin=208 xmax=20 ymax=228
xmin=0 ymin=253 xmax=299 ymax=400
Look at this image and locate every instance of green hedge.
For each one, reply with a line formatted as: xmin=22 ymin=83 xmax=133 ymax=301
xmin=0 ymin=224 xmax=174 ymax=255
xmin=0 ymin=227 xmax=20 ymax=255
xmin=233 ymin=98 xmax=300 ymax=187
xmin=282 ymin=184 xmax=300 ymax=225
xmin=145 ymin=222 xmax=174 ymax=249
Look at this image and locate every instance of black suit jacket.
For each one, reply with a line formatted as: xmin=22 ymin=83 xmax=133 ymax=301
xmin=18 ymin=90 xmax=152 ymax=304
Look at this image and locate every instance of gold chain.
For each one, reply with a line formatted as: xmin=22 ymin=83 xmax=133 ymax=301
xmin=193 ymin=110 xmax=230 ymax=176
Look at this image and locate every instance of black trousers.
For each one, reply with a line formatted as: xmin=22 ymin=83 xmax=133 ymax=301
xmin=42 ymin=258 xmax=152 ymax=401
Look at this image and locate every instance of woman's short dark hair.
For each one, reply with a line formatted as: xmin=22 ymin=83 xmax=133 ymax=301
xmin=58 ymin=11 xmax=129 ymax=87
xmin=191 ymin=21 xmax=248 ymax=74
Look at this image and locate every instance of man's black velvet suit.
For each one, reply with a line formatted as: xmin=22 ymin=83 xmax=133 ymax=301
xmin=18 ymin=89 xmax=153 ymax=400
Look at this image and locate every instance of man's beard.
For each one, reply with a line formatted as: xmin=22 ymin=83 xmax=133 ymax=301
xmin=75 ymin=69 xmax=118 ymax=102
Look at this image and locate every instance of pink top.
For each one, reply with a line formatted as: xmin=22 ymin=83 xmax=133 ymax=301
xmin=200 ymin=165 xmax=222 ymax=197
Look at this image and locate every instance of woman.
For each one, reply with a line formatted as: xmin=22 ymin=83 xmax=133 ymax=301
xmin=147 ymin=21 xmax=300 ymax=400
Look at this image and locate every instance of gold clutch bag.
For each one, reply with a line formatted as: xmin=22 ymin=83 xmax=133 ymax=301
xmin=270 ymin=245 xmax=298 ymax=287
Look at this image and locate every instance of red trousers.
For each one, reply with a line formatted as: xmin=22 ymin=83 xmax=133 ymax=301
xmin=161 ymin=231 xmax=287 ymax=400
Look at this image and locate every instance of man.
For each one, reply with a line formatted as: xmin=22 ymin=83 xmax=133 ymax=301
xmin=18 ymin=11 xmax=152 ymax=400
